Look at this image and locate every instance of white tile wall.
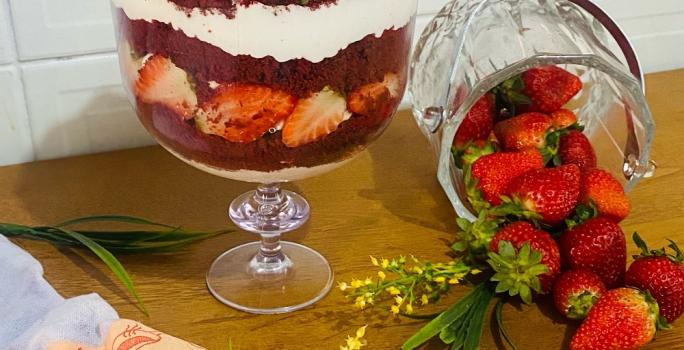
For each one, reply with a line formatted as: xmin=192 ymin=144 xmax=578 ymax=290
xmin=22 ymin=54 xmax=152 ymax=160
xmin=0 ymin=0 xmax=15 ymax=64
xmin=0 ymin=66 xmax=33 ymax=165
xmin=9 ymin=0 xmax=115 ymax=60
xmin=0 ymin=0 xmax=681 ymax=166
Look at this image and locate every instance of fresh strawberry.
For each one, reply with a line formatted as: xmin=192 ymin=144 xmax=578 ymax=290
xmin=282 ymin=87 xmax=352 ymax=147
xmin=452 ymin=210 xmax=500 ymax=263
xmin=488 ymin=221 xmax=561 ymax=298
xmin=570 ymin=288 xmax=662 ymax=350
xmin=348 ymin=73 xmax=400 ymax=120
xmin=135 ymin=54 xmax=198 ymax=119
xmin=520 ymin=65 xmax=582 ymax=113
xmin=467 ymin=150 xmax=544 ymax=209
xmin=497 ymin=164 xmax=581 ymax=226
xmin=553 ymin=269 xmax=607 ymax=320
xmin=549 ymin=108 xmax=578 ymax=129
xmin=579 ymin=168 xmax=630 ymax=222
xmin=625 ymin=233 xmax=684 ymax=323
xmin=453 ymin=93 xmax=496 ymax=149
xmin=493 ymin=112 xmax=552 ymax=151
xmin=559 ymin=217 xmax=627 ymax=288
xmin=196 ymin=83 xmax=296 ymax=143
xmin=558 ymin=130 xmax=597 ymax=171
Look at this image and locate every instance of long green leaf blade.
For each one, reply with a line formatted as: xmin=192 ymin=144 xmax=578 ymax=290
xmin=495 ymin=298 xmax=519 ymax=350
xmin=56 ymin=215 xmax=177 ymax=229
xmin=463 ymin=285 xmax=494 ymax=350
xmin=402 ymin=284 xmax=486 ymax=350
xmin=50 ymin=227 xmax=148 ymax=315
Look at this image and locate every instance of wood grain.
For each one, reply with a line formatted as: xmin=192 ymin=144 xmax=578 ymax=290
xmin=2 ymin=69 xmax=684 ymax=349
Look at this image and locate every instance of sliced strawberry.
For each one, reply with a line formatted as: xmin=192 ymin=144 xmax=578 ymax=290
xmin=135 ymin=55 xmax=198 ymax=119
xmin=348 ymin=73 xmax=401 ymax=119
xmin=196 ymin=83 xmax=296 ymax=143
xmin=118 ymin=41 xmax=145 ymax=99
xmin=283 ymin=87 xmax=352 ymax=148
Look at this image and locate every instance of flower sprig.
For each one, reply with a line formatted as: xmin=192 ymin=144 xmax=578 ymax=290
xmin=339 ymin=325 xmax=368 ymax=350
xmin=339 ymin=256 xmax=481 ymax=315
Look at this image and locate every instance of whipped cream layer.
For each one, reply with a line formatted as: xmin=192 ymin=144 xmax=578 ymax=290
xmin=112 ymin=0 xmax=417 ymax=63
xmin=166 ymin=146 xmax=355 ymax=183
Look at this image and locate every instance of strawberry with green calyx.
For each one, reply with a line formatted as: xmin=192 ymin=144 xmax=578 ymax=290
xmin=494 ymin=66 xmax=582 ymax=114
xmin=467 ymin=150 xmax=544 ymax=210
xmin=452 ymin=210 xmax=500 ymax=263
xmin=488 ymin=221 xmax=561 ymax=299
xmin=452 ymin=140 xmax=496 ymax=170
xmin=558 ymin=130 xmax=597 ymax=170
xmin=580 ymin=168 xmax=631 ymax=222
xmin=564 ymin=202 xmax=599 ymax=230
xmin=453 ymin=93 xmax=496 ymax=150
xmin=625 ymin=232 xmax=684 ymax=323
xmin=553 ymin=269 xmax=606 ymax=320
xmin=492 ymin=164 xmax=581 ymax=226
xmin=570 ymin=288 xmax=666 ymax=350
xmin=488 ymin=241 xmax=549 ymax=304
xmin=493 ymin=75 xmax=532 ymax=117
xmin=559 ymin=217 xmax=627 ymax=288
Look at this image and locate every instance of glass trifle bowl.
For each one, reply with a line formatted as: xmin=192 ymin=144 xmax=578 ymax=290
xmin=111 ymin=0 xmax=417 ymax=313
xmin=410 ymin=0 xmax=656 ymax=221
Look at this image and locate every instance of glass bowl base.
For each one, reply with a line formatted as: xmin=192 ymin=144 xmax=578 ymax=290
xmin=206 ymin=241 xmax=334 ymax=314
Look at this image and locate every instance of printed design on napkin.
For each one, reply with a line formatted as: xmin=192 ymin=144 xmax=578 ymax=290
xmin=111 ymin=323 xmax=161 ymax=349
xmin=47 ymin=319 xmax=205 ymax=350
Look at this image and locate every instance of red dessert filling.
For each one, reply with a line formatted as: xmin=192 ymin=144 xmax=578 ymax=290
xmin=116 ymin=9 xmax=413 ymax=173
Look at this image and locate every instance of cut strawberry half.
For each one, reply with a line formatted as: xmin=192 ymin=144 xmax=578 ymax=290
xmin=196 ymin=83 xmax=296 ymax=144
xmin=135 ymin=55 xmax=198 ymax=119
xmin=348 ymin=73 xmax=401 ymax=119
xmin=118 ymin=41 xmax=145 ymax=99
xmin=282 ymin=87 xmax=352 ymax=148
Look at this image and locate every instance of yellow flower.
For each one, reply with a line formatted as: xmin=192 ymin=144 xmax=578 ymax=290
xmin=425 ymin=285 xmax=434 ymax=292
xmin=381 ymin=259 xmax=390 ymax=269
xmin=364 ymin=277 xmax=373 ymax=285
xmin=386 ymin=286 xmax=401 ymax=295
xmin=370 ymin=256 xmax=379 ymax=266
xmin=356 ymin=325 xmax=367 ymax=339
xmin=354 ymin=296 xmax=367 ymax=309
xmin=448 ymin=277 xmax=460 ymax=285
xmin=394 ymin=296 xmax=404 ymax=305
xmin=434 ymin=276 xmax=446 ymax=283
xmin=338 ymin=282 xmax=349 ymax=291
xmin=412 ymin=266 xmax=424 ymax=274
xmin=377 ymin=271 xmax=386 ymax=280
xmin=405 ymin=303 xmax=414 ymax=314
xmin=351 ymin=279 xmax=364 ymax=289
xmin=471 ymin=268 xmax=483 ymax=275
xmin=421 ymin=294 xmax=429 ymax=305
xmin=391 ymin=305 xmax=400 ymax=315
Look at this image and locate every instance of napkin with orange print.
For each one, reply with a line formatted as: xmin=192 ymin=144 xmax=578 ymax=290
xmin=0 ymin=235 xmax=204 ymax=350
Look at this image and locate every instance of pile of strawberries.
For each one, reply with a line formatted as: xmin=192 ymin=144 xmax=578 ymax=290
xmin=452 ymin=66 xmax=683 ymax=350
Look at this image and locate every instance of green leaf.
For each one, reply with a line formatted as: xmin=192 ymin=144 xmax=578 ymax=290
xmin=48 ymin=226 xmax=148 ymax=315
xmin=463 ymin=285 xmax=494 ymax=350
xmin=402 ymin=284 xmax=487 ymax=350
xmin=632 ymin=232 xmax=650 ymax=256
xmin=495 ymin=298 xmax=519 ymax=350
xmin=56 ymin=215 xmax=176 ymax=229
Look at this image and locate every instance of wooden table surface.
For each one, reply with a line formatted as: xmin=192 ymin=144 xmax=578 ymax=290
xmin=2 ymin=69 xmax=684 ymax=349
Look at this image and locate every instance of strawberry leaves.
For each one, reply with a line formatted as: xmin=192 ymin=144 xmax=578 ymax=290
xmin=487 ymin=241 xmax=548 ymax=304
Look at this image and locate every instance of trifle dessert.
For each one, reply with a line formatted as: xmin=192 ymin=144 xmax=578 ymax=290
xmin=112 ymin=0 xmax=417 ymax=182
